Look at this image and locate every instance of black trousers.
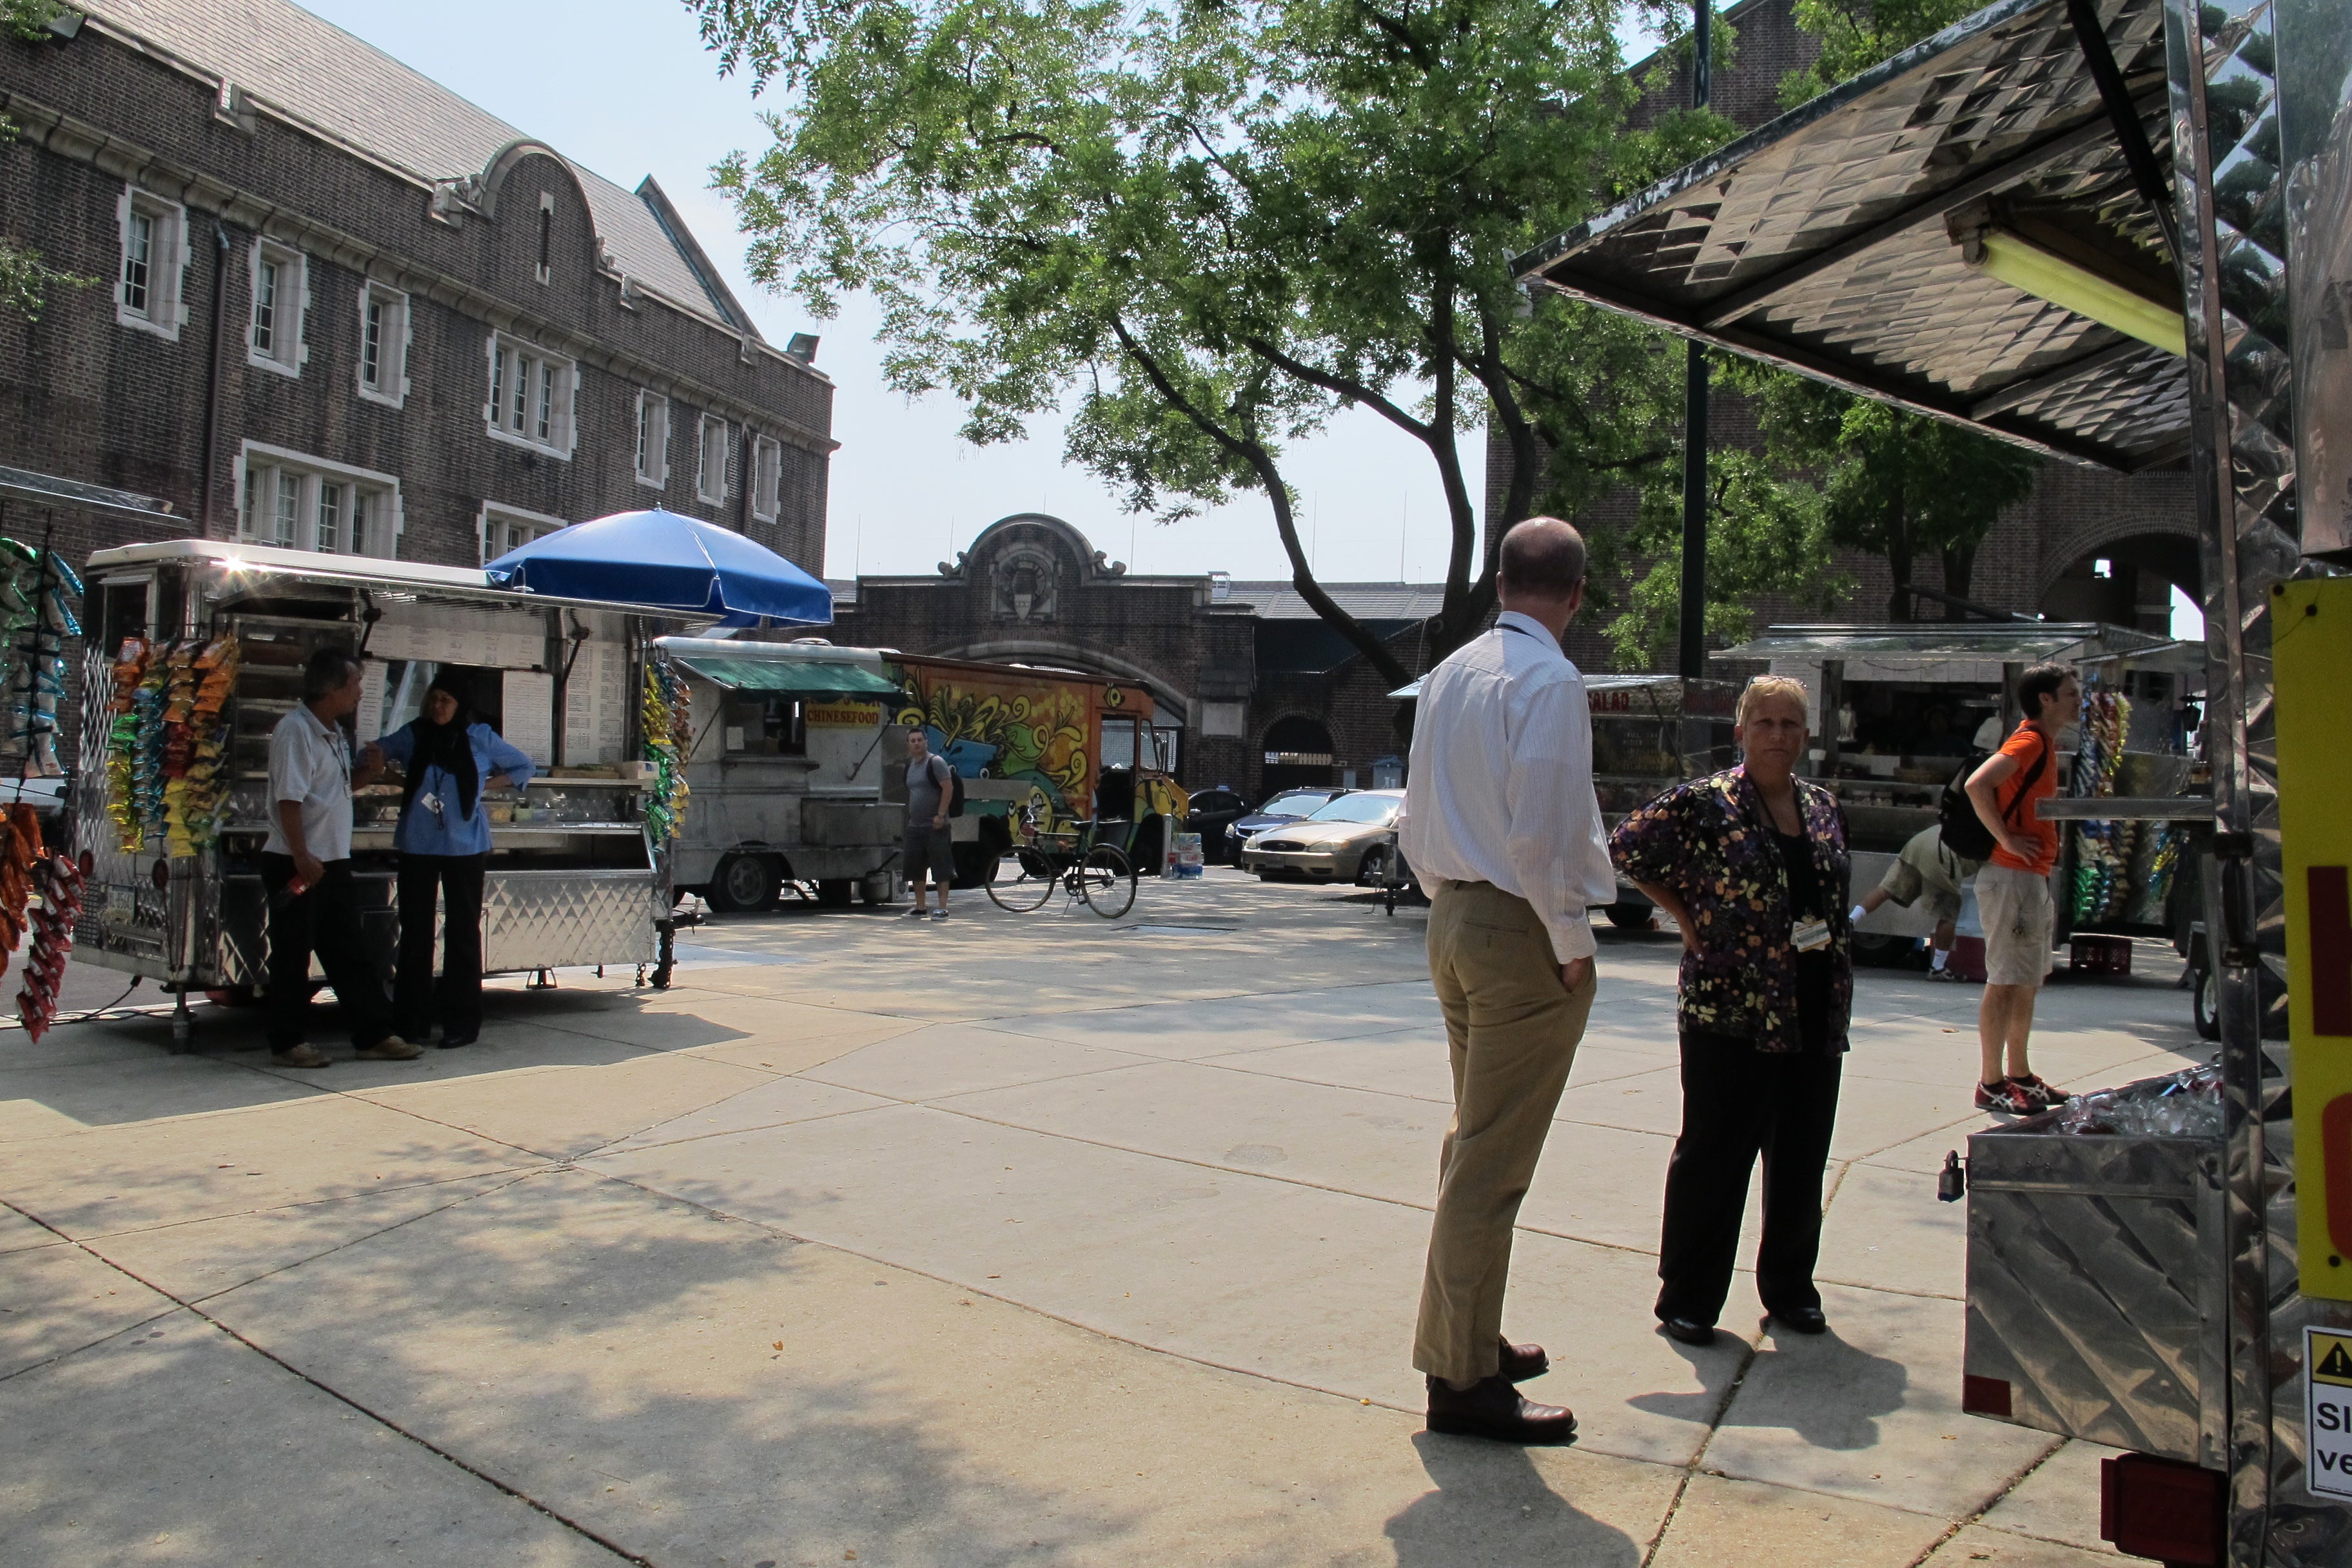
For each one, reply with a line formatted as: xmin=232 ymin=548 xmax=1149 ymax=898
xmin=395 ymin=852 xmax=488 ymax=1039
xmin=1656 ymin=1030 xmax=1844 ymax=1326
xmin=260 ymin=854 xmax=392 ymax=1052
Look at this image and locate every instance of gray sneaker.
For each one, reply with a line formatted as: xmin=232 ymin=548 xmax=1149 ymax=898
xmin=930 ymin=908 xmax=948 ymax=921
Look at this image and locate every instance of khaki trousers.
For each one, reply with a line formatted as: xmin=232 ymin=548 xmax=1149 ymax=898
xmin=1413 ymin=879 xmax=1596 ymax=1384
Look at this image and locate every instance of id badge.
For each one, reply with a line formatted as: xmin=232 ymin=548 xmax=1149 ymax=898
xmin=1792 ymin=918 xmax=1832 ymax=952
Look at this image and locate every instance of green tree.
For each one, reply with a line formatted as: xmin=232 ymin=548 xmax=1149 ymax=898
xmin=1777 ymin=0 xmax=1983 ymax=105
xmin=687 ymin=0 xmax=1757 ymax=676
xmin=1743 ymin=367 xmax=2038 ymax=620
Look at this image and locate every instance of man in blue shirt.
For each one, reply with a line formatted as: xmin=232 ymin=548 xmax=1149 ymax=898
xmin=362 ymin=671 xmax=534 ymax=1048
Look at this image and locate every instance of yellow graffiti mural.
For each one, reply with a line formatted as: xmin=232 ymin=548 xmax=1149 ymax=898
xmin=893 ymin=674 xmax=1096 ymax=811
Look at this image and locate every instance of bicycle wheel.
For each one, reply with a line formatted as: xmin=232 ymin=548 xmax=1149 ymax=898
xmin=1076 ymin=845 xmax=1136 ymax=919
xmin=985 ymin=846 xmax=1061 ymax=912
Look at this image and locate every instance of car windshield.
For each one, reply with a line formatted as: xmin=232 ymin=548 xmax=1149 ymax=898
xmin=1259 ymin=791 xmax=1333 ymax=816
xmin=1308 ymin=794 xmax=1399 ymax=825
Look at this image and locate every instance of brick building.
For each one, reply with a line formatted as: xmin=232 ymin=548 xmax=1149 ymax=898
xmin=0 ymin=0 xmax=833 ymax=579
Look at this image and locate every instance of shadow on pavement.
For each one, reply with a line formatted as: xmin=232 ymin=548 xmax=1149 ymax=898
xmin=1387 ymin=1432 xmax=1640 ymax=1567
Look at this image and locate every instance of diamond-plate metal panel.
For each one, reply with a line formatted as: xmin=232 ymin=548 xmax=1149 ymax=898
xmin=1965 ymin=1118 xmax=2228 ymax=1465
xmin=482 ymin=872 xmax=659 ymax=974
xmin=1516 ymin=0 xmax=2191 ymax=468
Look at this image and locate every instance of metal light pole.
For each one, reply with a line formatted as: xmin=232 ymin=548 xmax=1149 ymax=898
xmin=1676 ymin=0 xmax=1711 ymax=679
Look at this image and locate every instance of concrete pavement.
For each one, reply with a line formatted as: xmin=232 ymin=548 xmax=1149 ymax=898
xmin=0 ymin=868 xmax=2202 ymax=1565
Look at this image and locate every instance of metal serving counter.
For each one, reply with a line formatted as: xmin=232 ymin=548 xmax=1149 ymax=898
xmin=1963 ymin=1081 xmax=2228 ymax=1469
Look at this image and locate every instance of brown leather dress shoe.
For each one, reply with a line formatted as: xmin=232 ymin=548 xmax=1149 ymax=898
xmin=1497 ymin=1335 xmax=1549 ymax=1383
xmin=1425 ymin=1375 xmax=1577 ymax=1444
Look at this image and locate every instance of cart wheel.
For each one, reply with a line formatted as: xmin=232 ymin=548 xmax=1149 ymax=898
xmin=707 ymin=853 xmax=781 ymax=914
xmin=2191 ymin=963 xmax=2220 ymax=1041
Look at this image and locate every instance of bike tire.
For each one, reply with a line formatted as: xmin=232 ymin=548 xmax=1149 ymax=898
xmin=985 ymin=847 xmax=1061 ymax=912
xmin=1077 ymin=845 xmax=1136 ymax=919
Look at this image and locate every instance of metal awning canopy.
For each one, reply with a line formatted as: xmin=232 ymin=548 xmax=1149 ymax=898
xmin=671 ymin=655 xmax=899 ymax=697
xmin=1720 ymin=621 xmax=2167 ymax=661
xmin=1513 ymin=0 xmax=2195 ymax=471
xmin=0 ymin=464 xmax=176 ymax=523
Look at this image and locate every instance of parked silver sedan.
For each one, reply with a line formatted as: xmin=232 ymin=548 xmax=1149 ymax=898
xmin=1240 ymin=789 xmax=1405 ymax=885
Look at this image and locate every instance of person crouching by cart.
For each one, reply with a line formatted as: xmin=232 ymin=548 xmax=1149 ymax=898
xmin=260 ymin=649 xmax=420 ymax=1069
xmin=1851 ymin=825 xmax=1979 ymax=981
xmin=1610 ymin=675 xmax=1852 ymax=1348
xmin=361 ymin=671 xmax=535 ymax=1049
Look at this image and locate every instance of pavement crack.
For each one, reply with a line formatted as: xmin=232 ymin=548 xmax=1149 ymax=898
xmin=0 ymin=1195 xmax=649 ymax=1565
xmin=1896 ymin=1435 xmax=2068 ymax=1568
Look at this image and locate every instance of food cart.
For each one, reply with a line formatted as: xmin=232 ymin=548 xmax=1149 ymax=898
xmin=1718 ymin=623 xmax=2191 ymax=955
xmin=1514 ymin=0 xmax=2347 ymax=1553
xmin=74 ymin=540 xmax=712 ymax=1048
xmin=1386 ymin=672 xmax=1737 ymax=921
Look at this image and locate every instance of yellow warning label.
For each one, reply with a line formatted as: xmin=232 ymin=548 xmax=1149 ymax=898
xmin=2317 ymin=1333 xmax=2352 ymax=1387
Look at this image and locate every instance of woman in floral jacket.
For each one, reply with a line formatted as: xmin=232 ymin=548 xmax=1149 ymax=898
xmin=1610 ymin=674 xmax=1852 ymax=1348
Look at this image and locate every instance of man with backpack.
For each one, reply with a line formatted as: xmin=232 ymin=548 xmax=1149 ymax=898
xmin=1959 ymin=662 xmax=2081 ymax=1113
xmin=902 ymin=725 xmax=959 ymax=921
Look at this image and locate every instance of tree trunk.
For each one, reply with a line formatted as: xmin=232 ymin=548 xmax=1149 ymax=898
xmin=1884 ymin=504 xmax=1915 ymax=621
xmin=1940 ymin=543 xmax=1977 ymax=620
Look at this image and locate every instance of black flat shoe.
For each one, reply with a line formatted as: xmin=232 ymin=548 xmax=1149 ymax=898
xmin=437 ymin=1029 xmax=478 ymax=1050
xmin=1660 ymin=1317 xmax=1717 ymax=1347
xmin=1425 ymin=1375 xmax=1576 ymax=1445
xmin=1497 ymin=1335 xmax=1549 ymax=1383
xmin=1770 ymin=1306 xmax=1828 ymax=1335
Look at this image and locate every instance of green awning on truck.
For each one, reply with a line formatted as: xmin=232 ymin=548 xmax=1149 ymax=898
xmin=672 ymin=656 xmax=901 ymax=697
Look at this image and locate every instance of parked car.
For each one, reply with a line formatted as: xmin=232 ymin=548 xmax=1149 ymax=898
xmin=1240 ymin=790 xmax=1404 ymax=885
xmin=1224 ymin=787 xmax=1351 ymax=861
xmin=1183 ymin=787 xmax=1251 ymax=863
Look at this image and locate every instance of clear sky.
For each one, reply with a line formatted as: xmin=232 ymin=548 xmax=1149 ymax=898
xmin=300 ymin=0 xmax=1482 ymax=584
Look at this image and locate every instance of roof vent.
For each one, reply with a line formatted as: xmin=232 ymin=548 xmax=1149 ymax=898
xmin=1210 ymin=571 xmax=1231 ymax=601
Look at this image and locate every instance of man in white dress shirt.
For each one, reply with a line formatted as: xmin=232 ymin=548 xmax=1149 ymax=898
xmin=1398 ymin=516 xmax=1612 ymax=1444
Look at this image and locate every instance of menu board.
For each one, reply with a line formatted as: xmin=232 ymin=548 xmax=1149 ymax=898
xmin=560 ymin=642 xmax=628 ymax=765
xmin=503 ymin=671 xmax=555 ymax=766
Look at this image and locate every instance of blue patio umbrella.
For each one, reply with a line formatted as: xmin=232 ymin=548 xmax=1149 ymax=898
xmin=482 ymin=507 xmax=833 ymax=627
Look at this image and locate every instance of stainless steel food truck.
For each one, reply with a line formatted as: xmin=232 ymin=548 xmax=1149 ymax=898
xmin=1516 ymin=0 xmax=2352 ymax=1554
xmin=74 ymin=541 xmax=710 ymax=1047
xmin=660 ymin=638 xmax=1188 ymax=911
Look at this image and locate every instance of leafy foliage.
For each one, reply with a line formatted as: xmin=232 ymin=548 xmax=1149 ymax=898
xmin=689 ymin=0 xmax=1767 ymax=674
xmin=1777 ymin=0 xmax=1983 ymax=106
xmin=0 ymin=106 xmax=95 ymax=321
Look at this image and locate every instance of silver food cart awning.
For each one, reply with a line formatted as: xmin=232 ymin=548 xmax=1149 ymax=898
xmin=1718 ymin=622 xmax=2167 ymax=663
xmin=1513 ymin=0 xmax=2191 ymax=472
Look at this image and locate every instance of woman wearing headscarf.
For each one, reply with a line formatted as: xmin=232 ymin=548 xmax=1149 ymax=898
xmin=1609 ymin=675 xmax=1853 ymax=1348
xmin=364 ymin=671 xmax=534 ymax=1048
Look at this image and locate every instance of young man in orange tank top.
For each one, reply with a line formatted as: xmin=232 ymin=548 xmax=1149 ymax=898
xmin=1963 ymin=663 xmax=2081 ymax=1115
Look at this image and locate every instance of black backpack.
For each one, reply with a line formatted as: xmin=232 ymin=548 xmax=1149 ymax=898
xmin=1938 ymin=731 xmax=2049 ymax=861
xmin=933 ymin=754 xmax=966 ymax=818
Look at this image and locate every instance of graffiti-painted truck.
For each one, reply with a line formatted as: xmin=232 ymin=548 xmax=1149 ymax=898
xmin=657 ymin=637 xmax=1186 ymax=912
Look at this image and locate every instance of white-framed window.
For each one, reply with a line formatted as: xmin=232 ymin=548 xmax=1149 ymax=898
xmin=357 ymin=282 xmax=409 ymax=407
xmin=634 ymin=390 xmax=669 ymax=489
xmin=246 ymin=239 xmax=307 ymax=377
xmin=235 ymin=442 xmax=402 ymax=559
xmin=750 ymin=434 xmax=783 ymax=522
xmin=696 ymin=413 xmax=730 ymax=505
xmin=483 ymin=331 xmax=576 ymax=458
xmin=115 ymin=188 xmax=186 ymax=340
xmin=478 ymin=501 xmax=568 ymax=565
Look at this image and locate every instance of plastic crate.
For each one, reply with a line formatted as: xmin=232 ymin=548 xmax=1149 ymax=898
xmin=2070 ymin=934 xmax=2133 ymax=976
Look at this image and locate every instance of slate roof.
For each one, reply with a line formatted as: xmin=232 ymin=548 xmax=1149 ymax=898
xmin=84 ymin=0 xmax=756 ymax=336
xmin=1221 ymin=582 xmax=1448 ymax=621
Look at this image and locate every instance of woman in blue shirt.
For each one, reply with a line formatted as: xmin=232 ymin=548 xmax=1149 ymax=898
xmin=364 ymin=671 xmax=534 ymax=1048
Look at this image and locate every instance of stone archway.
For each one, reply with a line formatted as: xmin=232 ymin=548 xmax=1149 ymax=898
xmin=2039 ymin=530 xmax=2204 ymax=633
xmin=1259 ymin=714 xmax=1337 ymax=797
